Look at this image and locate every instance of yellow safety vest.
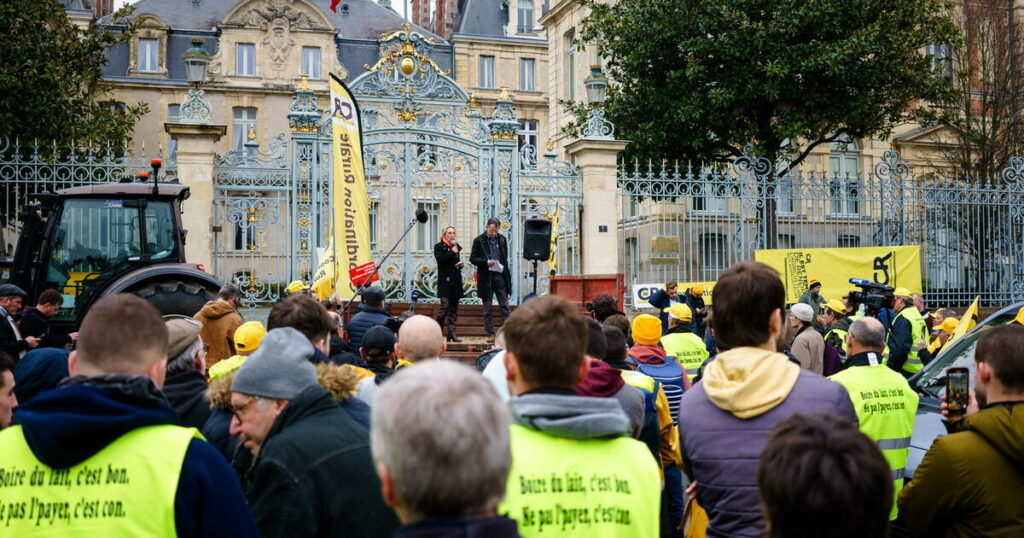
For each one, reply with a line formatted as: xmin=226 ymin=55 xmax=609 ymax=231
xmin=891 ymin=308 xmax=929 ymax=374
xmin=501 ymin=424 xmax=661 ymax=537
xmin=660 ymin=332 xmax=709 ymax=382
xmin=824 ymin=327 xmax=849 ymax=353
xmin=829 ymin=363 xmax=919 ymax=520
xmin=0 ymin=424 xmax=199 ymax=536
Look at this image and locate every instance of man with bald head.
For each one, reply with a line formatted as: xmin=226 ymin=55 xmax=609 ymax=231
xmin=829 ymin=316 xmax=918 ymax=521
xmin=395 ymin=314 xmax=446 ymax=367
xmin=0 ymin=294 xmax=257 ymax=536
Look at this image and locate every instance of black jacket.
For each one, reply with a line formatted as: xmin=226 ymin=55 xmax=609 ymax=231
xmin=395 ymin=516 xmax=521 ymax=537
xmin=683 ymin=289 xmax=707 ymax=335
xmin=163 ymin=369 xmax=213 ymax=430
xmin=347 ymin=306 xmax=390 ymax=352
xmin=886 ymin=313 xmax=913 ymax=373
xmin=434 ymin=241 xmax=465 ymax=300
xmin=469 ymin=232 xmax=512 ymax=300
xmin=18 ymin=308 xmax=72 ymax=348
xmin=0 ymin=306 xmax=28 ymax=355
xmin=328 ymin=334 xmax=365 ymax=367
xmin=245 ymin=385 xmax=398 ymax=538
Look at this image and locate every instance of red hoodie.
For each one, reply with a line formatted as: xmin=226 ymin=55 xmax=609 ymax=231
xmin=576 ymin=359 xmax=626 ymax=397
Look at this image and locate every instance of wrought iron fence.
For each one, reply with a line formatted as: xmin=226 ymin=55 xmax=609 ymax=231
xmin=618 ymin=149 xmax=1024 ymax=307
xmin=0 ymin=136 xmax=175 ymax=256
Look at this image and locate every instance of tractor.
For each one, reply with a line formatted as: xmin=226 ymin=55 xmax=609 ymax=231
xmin=2 ymin=168 xmax=222 ymax=333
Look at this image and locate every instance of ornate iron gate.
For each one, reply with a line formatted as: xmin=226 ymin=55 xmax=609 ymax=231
xmin=212 ymin=25 xmax=582 ymax=306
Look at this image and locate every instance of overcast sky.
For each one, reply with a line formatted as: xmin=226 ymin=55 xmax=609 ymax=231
xmin=113 ymin=0 xmax=419 ymax=23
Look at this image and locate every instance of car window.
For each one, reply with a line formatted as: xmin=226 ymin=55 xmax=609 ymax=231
xmin=916 ymin=312 xmax=1017 ymax=398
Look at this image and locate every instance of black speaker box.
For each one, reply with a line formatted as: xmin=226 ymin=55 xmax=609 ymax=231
xmin=523 ymin=218 xmax=552 ymax=261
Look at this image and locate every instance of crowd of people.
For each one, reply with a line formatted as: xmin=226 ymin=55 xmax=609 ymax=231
xmin=0 ymin=258 xmax=1021 ymax=537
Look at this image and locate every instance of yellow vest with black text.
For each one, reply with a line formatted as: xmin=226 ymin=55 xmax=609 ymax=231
xmin=660 ymin=332 xmax=709 ymax=382
xmin=501 ymin=423 xmax=661 ymax=537
xmin=829 ymin=364 xmax=918 ymax=520
xmin=0 ymin=423 xmax=199 ymax=536
xmin=892 ymin=307 xmax=929 ymax=374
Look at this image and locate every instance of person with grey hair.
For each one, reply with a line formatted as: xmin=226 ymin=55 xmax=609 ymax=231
xmin=371 ymin=360 xmax=519 ymax=537
xmin=829 ymin=316 xmax=918 ymax=521
xmin=229 ymin=327 xmax=398 ymax=537
xmin=162 ymin=318 xmax=211 ymax=429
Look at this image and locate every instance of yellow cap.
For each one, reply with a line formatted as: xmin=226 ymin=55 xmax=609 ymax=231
xmin=208 ymin=355 xmax=247 ymax=381
xmin=893 ymin=287 xmax=912 ymax=299
xmin=691 ymin=285 xmax=705 ymax=295
xmin=1015 ymin=306 xmax=1024 ymax=326
xmin=664 ymin=303 xmax=693 ymax=322
xmin=234 ymin=321 xmax=267 ymax=352
xmin=632 ymin=314 xmax=663 ymax=345
xmin=938 ymin=317 xmax=959 ymax=333
xmin=826 ymin=299 xmax=846 ymax=315
xmin=286 ymin=280 xmax=309 ymax=294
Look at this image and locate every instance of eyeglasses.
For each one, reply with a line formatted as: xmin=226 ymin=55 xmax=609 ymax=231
xmin=231 ymin=397 xmax=259 ymax=422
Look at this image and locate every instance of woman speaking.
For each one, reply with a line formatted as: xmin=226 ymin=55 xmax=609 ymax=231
xmin=434 ymin=226 xmax=465 ymax=342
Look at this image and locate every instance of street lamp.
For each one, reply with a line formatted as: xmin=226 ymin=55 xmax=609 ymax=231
xmin=582 ymin=65 xmax=614 ymax=139
xmin=179 ymin=38 xmax=213 ymax=124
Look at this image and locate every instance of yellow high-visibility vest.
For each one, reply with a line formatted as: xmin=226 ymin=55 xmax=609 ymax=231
xmin=501 ymin=423 xmax=661 ymax=537
xmin=0 ymin=424 xmax=199 ymax=536
xmin=891 ymin=308 xmax=929 ymax=374
xmin=829 ymin=363 xmax=918 ymax=520
xmin=660 ymin=332 xmax=709 ymax=382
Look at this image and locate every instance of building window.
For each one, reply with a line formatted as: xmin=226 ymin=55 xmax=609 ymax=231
xmin=478 ymin=55 xmax=495 ymax=88
xmin=519 ymin=58 xmax=536 ymax=91
xmin=777 ymin=234 xmax=795 ymax=250
xmin=301 ymin=46 xmax=321 ymax=79
xmin=699 ymin=233 xmax=729 ymax=280
xmin=518 ymin=120 xmax=539 ymax=158
xmin=693 ymin=172 xmax=729 ymax=213
xmin=776 ymin=175 xmax=795 ymax=214
xmin=829 ymin=136 xmax=860 ymax=215
xmin=564 ymin=32 xmax=577 ymax=100
xmin=517 ymin=0 xmax=534 ymax=33
xmin=138 ymin=38 xmax=159 ymax=72
xmin=415 ymin=200 xmax=441 ymax=251
xmin=232 ymin=107 xmax=257 ymax=151
xmin=837 ymin=235 xmax=861 ymax=248
xmin=167 ymin=104 xmax=180 ymax=160
xmin=236 ymin=43 xmax=255 ymax=76
xmin=925 ymin=43 xmax=953 ymax=77
xmin=369 ymin=200 xmax=379 ymax=252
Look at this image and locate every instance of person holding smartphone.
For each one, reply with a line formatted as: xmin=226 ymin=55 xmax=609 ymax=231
xmin=899 ymin=324 xmax=1024 ymax=537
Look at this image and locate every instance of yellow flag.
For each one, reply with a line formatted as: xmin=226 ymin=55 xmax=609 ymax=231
xmin=330 ymin=74 xmax=372 ymax=294
xmin=946 ymin=296 xmax=979 ymax=347
xmin=547 ymin=206 xmax=559 ymax=273
xmin=312 ymin=237 xmax=335 ymax=299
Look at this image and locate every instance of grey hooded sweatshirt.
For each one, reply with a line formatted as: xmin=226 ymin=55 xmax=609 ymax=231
xmin=508 ymin=391 xmax=633 ymax=439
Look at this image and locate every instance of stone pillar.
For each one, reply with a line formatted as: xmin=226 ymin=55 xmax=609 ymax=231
xmin=165 ymin=123 xmax=226 ymax=269
xmin=566 ymin=138 xmax=628 ymax=275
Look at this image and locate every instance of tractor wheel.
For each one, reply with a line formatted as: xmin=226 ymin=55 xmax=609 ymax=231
xmin=131 ymin=279 xmax=216 ymax=318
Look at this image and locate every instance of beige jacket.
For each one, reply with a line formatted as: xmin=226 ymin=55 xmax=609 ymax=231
xmin=790 ymin=325 xmax=824 ymax=374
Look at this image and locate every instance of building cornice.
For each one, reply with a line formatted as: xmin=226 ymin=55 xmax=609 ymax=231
xmin=538 ymin=0 xmax=577 ymax=27
xmin=450 ymin=33 xmax=548 ymax=47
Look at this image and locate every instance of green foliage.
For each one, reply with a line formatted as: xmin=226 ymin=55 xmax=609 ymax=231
xmin=578 ymin=0 xmax=960 ymax=172
xmin=0 ymin=0 xmax=146 ymax=146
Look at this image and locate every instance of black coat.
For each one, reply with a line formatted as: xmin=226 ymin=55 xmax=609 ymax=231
xmin=18 ymin=308 xmax=72 ymax=348
xmin=245 ymin=385 xmax=399 ymax=537
xmin=163 ymin=369 xmax=213 ymax=430
xmin=434 ymin=241 xmax=465 ymax=300
xmin=347 ymin=306 xmax=390 ymax=352
xmin=0 ymin=306 xmax=28 ymax=356
xmin=469 ymin=232 xmax=512 ymax=300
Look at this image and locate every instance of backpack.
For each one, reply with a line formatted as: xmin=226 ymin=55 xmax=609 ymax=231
xmin=822 ymin=343 xmax=844 ymax=377
xmin=636 ymin=356 xmax=687 ymax=425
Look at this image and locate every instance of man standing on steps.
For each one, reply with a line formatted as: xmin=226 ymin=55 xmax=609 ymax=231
xmin=470 ymin=217 xmax=512 ymax=338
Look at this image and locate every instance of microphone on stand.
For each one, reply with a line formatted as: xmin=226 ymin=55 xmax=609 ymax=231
xmin=416 ymin=208 xmax=429 ymax=224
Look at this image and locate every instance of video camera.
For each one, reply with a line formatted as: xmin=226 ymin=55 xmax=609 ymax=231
xmin=847 ymin=278 xmax=895 ymax=316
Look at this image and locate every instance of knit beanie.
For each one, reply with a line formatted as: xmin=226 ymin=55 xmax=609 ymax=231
xmin=231 ymin=327 xmax=318 ymax=400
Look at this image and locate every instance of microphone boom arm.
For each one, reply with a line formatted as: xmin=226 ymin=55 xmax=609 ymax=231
xmin=339 ymin=214 xmax=422 ymax=320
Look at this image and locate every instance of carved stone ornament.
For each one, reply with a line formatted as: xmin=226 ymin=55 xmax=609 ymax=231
xmin=220 ymin=0 xmax=335 ymax=84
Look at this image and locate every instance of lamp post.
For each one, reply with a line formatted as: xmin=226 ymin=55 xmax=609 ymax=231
xmin=581 ymin=65 xmax=614 ymax=140
xmin=179 ymin=38 xmax=213 ymax=124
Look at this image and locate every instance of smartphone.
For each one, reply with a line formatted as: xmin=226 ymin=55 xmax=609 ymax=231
xmin=946 ymin=367 xmax=970 ymax=417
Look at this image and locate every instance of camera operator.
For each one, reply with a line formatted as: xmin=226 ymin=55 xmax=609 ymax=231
xmin=886 ymin=287 xmax=929 ymax=377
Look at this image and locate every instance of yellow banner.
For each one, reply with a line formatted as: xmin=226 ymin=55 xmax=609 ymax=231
xmin=547 ymin=206 xmax=559 ymax=273
xmin=754 ymin=246 xmax=923 ymax=304
xmin=312 ymin=240 xmax=335 ymax=300
xmin=946 ymin=296 xmax=979 ymax=347
xmin=330 ymin=74 xmax=371 ymax=294
xmin=633 ymin=281 xmax=716 ymax=307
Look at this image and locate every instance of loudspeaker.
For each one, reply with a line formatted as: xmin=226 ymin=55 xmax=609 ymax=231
xmin=523 ymin=218 xmax=552 ymax=261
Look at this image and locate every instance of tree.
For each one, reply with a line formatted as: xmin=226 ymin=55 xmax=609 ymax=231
xmin=0 ymin=0 xmax=146 ymax=146
xmin=915 ymin=1 xmax=1024 ymax=299
xmin=578 ymin=0 xmax=960 ymax=247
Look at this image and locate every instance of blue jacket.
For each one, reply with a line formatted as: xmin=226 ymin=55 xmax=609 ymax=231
xmin=347 ymin=306 xmax=390 ymax=351
xmin=886 ymin=313 xmax=913 ymax=374
xmin=13 ymin=376 xmax=258 ymax=538
xmin=647 ymin=288 xmax=681 ymax=333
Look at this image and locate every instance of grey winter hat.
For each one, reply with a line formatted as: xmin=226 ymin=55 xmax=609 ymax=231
xmin=232 ymin=327 xmax=318 ymax=400
xmin=790 ymin=303 xmax=815 ymax=323
xmin=0 ymin=284 xmax=28 ymax=298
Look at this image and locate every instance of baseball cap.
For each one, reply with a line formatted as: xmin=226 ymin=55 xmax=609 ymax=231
xmin=664 ymin=303 xmax=693 ymax=322
xmin=361 ymin=287 xmax=386 ymax=303
xmin=938 ymin=317 xmax=959 ymax=333
xmin=825 ymin=299 xmax=846 ymax=316
xmin=361 ymin=325 xmax=396 ymax=355
xmin=893 ymin=287 xmax=912 ymax=300
xmin=235 ymin=321 xmax=267 ymax=352
xmin=286 ymin=280 xmax=309 ymax=294
xmin=691 ymin=284 xmax=705 ymax=295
